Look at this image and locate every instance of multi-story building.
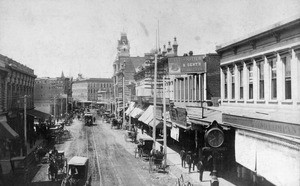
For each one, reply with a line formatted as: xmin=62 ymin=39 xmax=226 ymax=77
xmin=0 ymin=54 xmax=36 ymax=166
xmin=216 ymin=15 xmax=300 ymax=186
xmin=72 ymin=77 xmax=113 ymax=107
xmin=34 ymin=72 xmax=71 ymax=118
xmin=112 ymin=33 xmax=145 ymax=113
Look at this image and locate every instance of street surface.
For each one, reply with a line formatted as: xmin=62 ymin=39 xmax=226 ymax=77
xmin=30 ymin=110 xmax=178 ymax=186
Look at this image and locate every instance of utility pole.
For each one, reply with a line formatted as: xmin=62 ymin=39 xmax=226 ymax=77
xmin=53 ymin=96 xmax=56 ymax=124
xmin=163 ymin=76 xmax=167 ymax=167
xmin=153 ymin=53 xmax=157 ymax=150
xmin=61 ymin=97 xmax=63 ymax=119
xmin=123 ymin=62 xmax=126 ymax=128
xmin=24 ymin=95 xmax=27 ymax=156
xmin=66 ymin=96 xmax=68 ymax=115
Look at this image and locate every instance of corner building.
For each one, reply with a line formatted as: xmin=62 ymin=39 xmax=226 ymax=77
xmin=216 ymin=15 xmax=300 ymax=186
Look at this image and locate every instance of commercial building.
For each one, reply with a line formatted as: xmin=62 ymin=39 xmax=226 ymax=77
xmin=72 ymin=77 xmax=113 ymax=108
xmin=216 ymin=15 xmax=300 ymax=186
xmin=34 ymin=72 xmax=72 ymax=118
xmin=0 ymin=54 xmax=36 ymax=172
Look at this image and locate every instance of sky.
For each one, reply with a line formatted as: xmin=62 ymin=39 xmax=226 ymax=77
xmin=0 ymin=0 xmax=300 ymax=79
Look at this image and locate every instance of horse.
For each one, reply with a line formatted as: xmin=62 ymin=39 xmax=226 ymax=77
xmin=48 ymin=159 xmax=58 ymax=181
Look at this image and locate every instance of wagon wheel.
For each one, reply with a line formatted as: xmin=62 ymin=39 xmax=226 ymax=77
xmin=149 ymin=157 xmax=153 ymax=173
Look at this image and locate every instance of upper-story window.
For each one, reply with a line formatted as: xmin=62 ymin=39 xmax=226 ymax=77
xmin=248 ymin=64 xmax=253 ymax=99
xmin=282 ymin=55 xmax=291 ymax=100
xmin=239 ymin=66 xmax=243 ymax=99
xmin=224 ymin=70 xmax=228 ymax=99
xmin=231 ymin=68 xmax=235 ymax=99
xmin=269 ymin=58 xmax=277 ymax=99
xmin=258 ymin=62 xmax=264 ymax=99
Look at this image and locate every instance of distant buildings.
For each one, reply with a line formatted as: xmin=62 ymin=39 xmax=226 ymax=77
xmin=72 ymin=76 xmax=113 ymax=108
xmin=34 ymin=72 xmax=72 ymax=118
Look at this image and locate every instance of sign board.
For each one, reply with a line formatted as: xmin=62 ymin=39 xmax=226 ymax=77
xmin=169 ymin=55 xmax=205 ymax=75
xmin=170 ymin=107 xmax=187 ymax=127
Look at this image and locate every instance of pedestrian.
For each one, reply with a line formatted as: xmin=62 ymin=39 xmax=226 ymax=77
xmin=197 ymin=159 xmax=204 ymax=182
xmin=186 ymin=151 xmax=192 ymax=173
xmin=180 ymin=148 xmax=186 ymax=168
xmin=192 ymin=151 xmax=198 ymax=171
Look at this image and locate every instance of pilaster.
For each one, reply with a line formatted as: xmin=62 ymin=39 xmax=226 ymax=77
xmin=253 ymin=59 xmax=258 ymax=101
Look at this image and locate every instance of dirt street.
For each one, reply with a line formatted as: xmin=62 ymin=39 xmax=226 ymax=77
xmin=29 ymin=111 xmax=178 ymax=186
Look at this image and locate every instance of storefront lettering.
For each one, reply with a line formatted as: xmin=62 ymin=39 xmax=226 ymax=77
xmin=223 ymin=114 xmax=300 ymax=138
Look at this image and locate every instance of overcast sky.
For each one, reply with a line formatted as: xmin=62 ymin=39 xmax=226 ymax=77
xmin=0 ymin=0 xmax=299 ymax=78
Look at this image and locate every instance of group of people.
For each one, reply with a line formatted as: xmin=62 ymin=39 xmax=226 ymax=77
xmin=180 ymin=148 xmax=212 ymax=182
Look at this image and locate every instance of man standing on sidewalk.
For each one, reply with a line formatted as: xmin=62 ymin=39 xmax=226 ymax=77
xmin=197 ymin=160 xmax=204 ymax=182
xmin=180 ymin=148 xmax=186 ymax=168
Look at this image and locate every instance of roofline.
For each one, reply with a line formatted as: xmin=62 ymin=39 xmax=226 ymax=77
xmin=216 ymin=13 xmax=300 ymax=52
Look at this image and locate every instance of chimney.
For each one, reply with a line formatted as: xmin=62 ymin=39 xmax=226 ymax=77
xmin=162 ymin=45 xmax=167 ymax=56
xmin=167 ymin=41 xmax=172 ymax=53
xmin=189 ymin=51 xmax=193 ymax=56
xmin=173 ymin=37 xmax=178 ymax=56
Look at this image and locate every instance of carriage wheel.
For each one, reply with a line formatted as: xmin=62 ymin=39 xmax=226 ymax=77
xmin=149 ymin=157 xmax=153 ymax=173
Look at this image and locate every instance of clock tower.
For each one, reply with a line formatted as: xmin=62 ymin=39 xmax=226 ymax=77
xmin=117 ymin=32 xmax=130 ymax=57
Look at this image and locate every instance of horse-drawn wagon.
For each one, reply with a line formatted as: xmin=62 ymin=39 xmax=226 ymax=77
xmin=124 ymin=129 xmax=137 ymax=143
xmin=149 ymin=150 xmax=166 ymax=173
xmin=134 ymin=137 xmax=153 ymax=159
xmin=61 ymin=156 xmax=90 ymax=186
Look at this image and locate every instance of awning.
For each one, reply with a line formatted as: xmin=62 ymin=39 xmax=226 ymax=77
xmin=27 ymin=109 xmax=51 ymax=120
xmin=188 ymin=108 xmax=222 ymax=126
xmin=138 ymin=105 xmax=153 ymax=123
xmin=125 ymin=102 xmax=135 ymax=115
xmin=0 ymin=116 xmax=19 ymax=139
xmin=130 ymin=107 xmax=144 ymax=118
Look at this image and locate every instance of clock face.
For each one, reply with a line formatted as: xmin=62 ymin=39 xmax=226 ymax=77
xmin=205 ymin=128 xmax=224 ymax=148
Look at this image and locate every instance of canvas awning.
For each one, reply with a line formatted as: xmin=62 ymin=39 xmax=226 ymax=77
xmin=0 ymin=116 xmax=19 ymax=139
xmin=125 ymin=102 xmax=135 ymax=115
xmin=27 ymin=109 xmax=51 ymax=120
xmin=130 ymin=107 xmax=144 ymax=118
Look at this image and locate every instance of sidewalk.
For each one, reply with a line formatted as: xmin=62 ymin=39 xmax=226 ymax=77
xmin=136 ymin=128 xmax=235 ymax=186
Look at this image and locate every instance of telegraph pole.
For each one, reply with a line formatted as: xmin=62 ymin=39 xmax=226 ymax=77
xmin=53 ymin=96 xmax=56 ymax=124
xmin=66 ymin=96 xmax=68 ymax=115
xmin=123 ymin=62 xmax=126 ymax=128
xmin=24 ymin=95 xmax=27 ymax=155
xmin=153 ymin=53 xmax=157 ymax=149
xmin=163 ymin=76 xmax=167 ymax=167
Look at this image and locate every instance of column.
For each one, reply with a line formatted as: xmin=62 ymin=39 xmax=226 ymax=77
xmin=198 ymin=74 xmax=201 ymax=101
xmin=174 ymin=79 xmax=177 ymax=102
xmin=203 ymin=72 xmax=207 ymax=101
xmin=277 ymin=52 xmax=283 ymax=102
xmin=253 ymin=59 xmax=259 ymax=101
xmin=263 ymin=56 xmax=270 ymax=102
xmin=243 ymin=62 xmax=248 ymax=100
xmin=234 ymin=64 xmax=239 ymax=100
xmin=227 ymin=67 xmax=232 ymax=100
xmin=220 ymin=68 xmax=224 ymax=100
xmin=291 ymin=49 xmax=299 ymax=104
xmin=194 ymin=75 xmax=197 ymax=101
xmin=183 ymin=77 xmax=186 ymax=102
xmin=187 ymin=76 xmax=190 ymax=103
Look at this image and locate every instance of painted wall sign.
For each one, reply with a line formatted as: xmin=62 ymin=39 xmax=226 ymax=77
xmin=169 ymin=55 xmax=205 ymax=75
xmin=223 ymin=114 xmax=300 ymax=138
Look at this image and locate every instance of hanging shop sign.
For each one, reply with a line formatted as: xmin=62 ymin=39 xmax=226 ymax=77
xmin=169 ymin=55 xmax=206 ymax=75
xmin=171 ymin=126 xmax=180 ymax=141
xmin=170 ymin=107 xmax=188 ymax=128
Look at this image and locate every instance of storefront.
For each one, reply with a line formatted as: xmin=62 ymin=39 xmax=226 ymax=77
xmin=224 ymin=113 xmax=300 ymax=186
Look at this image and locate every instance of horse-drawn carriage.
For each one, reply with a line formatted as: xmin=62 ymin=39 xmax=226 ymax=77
xmin=48 ymin=150 xmax=67 ymax=181
xmin=61 ymin=156 xmax=90 ymax=186
xmin=84 ymin=113 xmax=93 ymax=126
xmin=149 ymin=150 xmax=166 ymax=173
xmin=124 ymin=129 xmax=137 ymax=143
xmin=111 ymin=118 xmax=122 ymax=129
xmin=134 ymin=137 xmax=153 ymax=159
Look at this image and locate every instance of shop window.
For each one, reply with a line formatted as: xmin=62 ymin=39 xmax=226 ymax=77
xmin=248 ymin=64 xmax=253 ymax=99
xmin=224 ymin=71 xmax=228 ymax=99
xmin=282 ymin=56 xmax=291 ymax=99
xmin=258 ymin=62 xmax=264 ymax=99
xmin=269 ymin=58 xmax=277 ymax=99
xmin=231 ymin=68 xmax=235 ymax=99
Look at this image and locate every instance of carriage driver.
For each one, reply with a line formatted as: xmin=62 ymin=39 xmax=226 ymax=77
xmin=69 ymin=166 xmax=78 ymax=178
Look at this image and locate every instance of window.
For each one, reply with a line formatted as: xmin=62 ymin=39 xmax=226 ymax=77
xmin=224 ymin=70 xmax=228 ymax=99
xmin=248 ymin=64 xmax=253 ymax=99
xmin=269 ymin=58 xmax=277 ymax=99
xmin=239 ymin=67 xmax=243 ymax=99
xmin=258 ymin=62 xmax=264 ymax=99
xmin=282 ymin=56 xmax=291 ymax=99
xmin=231 ymin=68 xmax=235 ymax=99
